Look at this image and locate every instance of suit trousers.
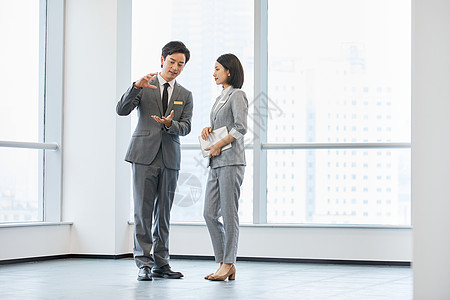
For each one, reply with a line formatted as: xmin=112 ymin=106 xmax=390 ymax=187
xmin=132 ymin=146 xmax=179 ymax=269
xmin=203 ymin=165 xmax=245 ymax=264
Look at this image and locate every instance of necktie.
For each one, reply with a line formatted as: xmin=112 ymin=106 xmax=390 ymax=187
xmin=162 ymin=82 xmax=169 ymax=115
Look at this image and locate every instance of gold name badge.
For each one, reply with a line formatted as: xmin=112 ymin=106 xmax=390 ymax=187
xmin=174 ymin=101 xmax=183 ymax=105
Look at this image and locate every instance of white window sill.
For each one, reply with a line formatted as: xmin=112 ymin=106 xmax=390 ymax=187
xmin=0 ymin=222 xmax=73 ymax=229
xmin=127 ymin=220 xmax=411 ymax=230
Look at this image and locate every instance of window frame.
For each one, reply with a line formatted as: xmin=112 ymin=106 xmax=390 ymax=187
xmin=175 ymin=0 xmax=412 ymax=227
xmin=254 ymin=0 xmax=411 ymax=226
xmin=124 ymin=0 xmax=412 ymax=227
xmin=0 ymin=0 xmax=64 ymax=224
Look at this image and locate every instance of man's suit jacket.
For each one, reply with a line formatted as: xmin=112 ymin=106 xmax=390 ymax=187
xmin=209 ymin=87 xmax=248 ymax=168
xmin=116 ymin=76 xmax=193 ymax=170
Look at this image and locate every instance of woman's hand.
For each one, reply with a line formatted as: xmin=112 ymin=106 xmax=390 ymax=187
xmin=201 ymin=127 xmax=212 ymax=141
xmin=205 ymin=134 xmax=235 ymax=158
xmin=206 ymin=143 xmax=222 ymax=158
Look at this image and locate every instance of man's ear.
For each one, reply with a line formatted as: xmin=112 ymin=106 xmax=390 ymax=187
xmin=161 ymin=56 xmax=164 ymax=68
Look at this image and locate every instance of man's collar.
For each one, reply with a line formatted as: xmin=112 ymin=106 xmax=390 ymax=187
xmin=158 ymin=73 xmax=175 ymax=88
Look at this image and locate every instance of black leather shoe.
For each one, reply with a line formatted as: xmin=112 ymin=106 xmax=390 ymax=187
xmin=152 ymin=264 xmax=184 ymax=279
xmin=137 ymin=266 xmax=152 ymax=281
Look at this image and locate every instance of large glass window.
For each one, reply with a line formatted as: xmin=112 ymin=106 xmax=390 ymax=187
xmin=0 ymin=148 xmax=42 ymax=222
xmin=0 ymin=0 xmax=41 ymax=143
xmin=0 ymin=0 xmax=62 ymax=224
xmin=131 ymin=0 xmax=254 ymax=223
xmin=131 ymin=0 xmax=254 ymax=143
xmin=267 ymin=149 xmax=411 ymax=225
xmin=130 ymin=0 xmax=411 ymax=226
xmin=0 ymin=0 xmax=43 ymax=223
xmin=266 ymin=0 xmax=411 ymax=225
xmin=267 ymin=0 xmax=410 ymax=144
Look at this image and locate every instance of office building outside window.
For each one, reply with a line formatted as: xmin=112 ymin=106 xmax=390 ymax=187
xmin=266 ymin=0 xmax=411 ymax=225
xmin=130 ymin=0 xmax=411 ymax=226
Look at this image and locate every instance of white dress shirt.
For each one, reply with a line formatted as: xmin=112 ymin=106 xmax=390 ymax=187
xmin=157 ymin=73 xmax=175 ymax=107
xmin=212 ymin=86 xmax=232 ymax=115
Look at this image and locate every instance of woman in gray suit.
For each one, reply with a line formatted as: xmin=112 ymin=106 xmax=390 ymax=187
xmin=201 ymin=54 xmax=248 ymax=281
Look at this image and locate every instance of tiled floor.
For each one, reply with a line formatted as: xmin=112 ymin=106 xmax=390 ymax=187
xmin=0 ymin=258 xmax=412 ymax=299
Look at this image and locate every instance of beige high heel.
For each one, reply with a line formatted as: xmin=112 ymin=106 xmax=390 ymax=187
xmin=204 ymin=263 xmax=223 ymax=280
xmin=208 ymin=265 xmax=236 ymax=281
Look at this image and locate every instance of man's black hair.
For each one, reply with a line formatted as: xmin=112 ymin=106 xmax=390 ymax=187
xmin=161 ymin=41 xmax=190 ymax=65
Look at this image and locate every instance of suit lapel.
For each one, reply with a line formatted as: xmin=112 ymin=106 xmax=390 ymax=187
xmin=166 ymin=81 xmax=181 ymax=115
xmin=212 ymin=88 xmax=234 ymax=121
xmin=210 ymin=95 xmax=221 ymax=125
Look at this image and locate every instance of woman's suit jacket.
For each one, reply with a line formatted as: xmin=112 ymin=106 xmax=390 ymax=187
xmin=209 ymin=87 xmax=248 ymax=168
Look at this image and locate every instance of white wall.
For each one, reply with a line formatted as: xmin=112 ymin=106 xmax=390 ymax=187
xmin=412 ymin=0 xmax=450 ymax=298
xmin=170 ymin=225 xmax=411 ymax=262
xmin=0 ymin=223 xmax=71 ymax=260
xmin=62 ymin=0 xmax=131 ymax=255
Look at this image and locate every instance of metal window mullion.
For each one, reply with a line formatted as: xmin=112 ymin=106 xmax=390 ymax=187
xmin=38 ymin=0 xmax=48 ymax=221
xmin=253 ymin=0 xmax=268 ymax=224
xmin=43 ymin=0 xmax=64 ymax=222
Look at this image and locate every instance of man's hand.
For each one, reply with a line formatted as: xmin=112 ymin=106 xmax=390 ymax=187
xmin=152 ymin=110 xmax=174 ymax=128
xmin=134 ymin=73 xmax=158 ymax=89
xmin=201 ymin=127 xmax=212 ymax=141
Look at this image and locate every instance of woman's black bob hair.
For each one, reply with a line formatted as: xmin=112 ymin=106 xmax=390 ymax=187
xmin=216 ymin=53 xmax=244 ymax=89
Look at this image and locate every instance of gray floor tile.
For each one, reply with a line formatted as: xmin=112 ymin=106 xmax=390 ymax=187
xmin=0 ymin=258 xmax=412 ymax=300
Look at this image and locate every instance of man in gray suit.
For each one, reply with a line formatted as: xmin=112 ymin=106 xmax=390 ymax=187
xmin=116 ymin=41 xmax=193 ymax=281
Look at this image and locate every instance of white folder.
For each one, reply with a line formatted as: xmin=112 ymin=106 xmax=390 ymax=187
xmin=198 ymin=126 xmax=232 ymax=158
